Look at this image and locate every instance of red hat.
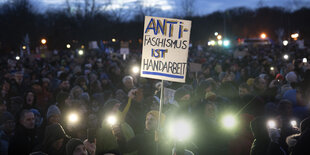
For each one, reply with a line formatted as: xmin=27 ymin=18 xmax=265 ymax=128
xmin=275 ymin=74 xmax=284 ymax=80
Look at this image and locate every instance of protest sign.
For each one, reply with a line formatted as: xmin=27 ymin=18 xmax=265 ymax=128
xmin=164 ymin=88 xmax=176 ymax=104
xmin=189 ymin=63 xmax=202 ymax=72
xmin=89 ymin=41 xmax=99 ymax=49
xmin=140 ymin=16 xmax=192 ymax=83
xmin=120 ymin=41 xmax=130 ymax=55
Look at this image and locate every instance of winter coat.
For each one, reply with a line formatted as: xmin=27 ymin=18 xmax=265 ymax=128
xmin=117 ymin=130 xmax=171 ymax=155
xmin=250 ymin=117 xmax=286 ymax=155
xmin=0 ymin=130 xmax=13 ymax=155
xmin=41 ymin=123 xmax=70 ymax=155
xmin=96 ymin=122 xmax=136 ymax=155
xmin=291 ymin=128 xmax=310 ymax=155
xmin=8 ymin=126 xmax=39 ymax=155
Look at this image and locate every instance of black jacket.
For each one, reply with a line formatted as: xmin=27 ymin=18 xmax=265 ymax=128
xmin=8 ymin=125 xmax=39 ymax=155
xmin=117 ymin=131 xmax=171 ymax=155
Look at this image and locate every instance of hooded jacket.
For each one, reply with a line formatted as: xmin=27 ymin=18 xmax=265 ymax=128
xmin=250 ymin=117 xmax=286 ymax=155
xmin=41 ymin=123 xmax=70 ymax=155
xmin=96 ymin=112 xmax=136 ymax=155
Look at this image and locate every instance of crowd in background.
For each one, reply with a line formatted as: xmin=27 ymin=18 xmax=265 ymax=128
xmin=1 ymin=42 xmax=310 ymax=155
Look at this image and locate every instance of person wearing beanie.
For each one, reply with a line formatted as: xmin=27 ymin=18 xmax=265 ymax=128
xmin=41 ymin=123 xmax=70 ymax=155
xmin=112 ymin=110 xmax=170 ymax=155
xmin=122 ymin=75 xmax=135 ymax=94
xmin=66 ymin=138 xmax=84 ymax=155
xmin=173 ymin=86 xmax=192 ymax=113
xmin=46 ymin=105 xmax=61 ymax=125
xmin=174 ymin=87 xmax=191 ymax=104
xmin=275 ymin=74 xmax=284 ymax=81
xmin=247 ymin=78 xmax=255 ymax=87
xmin=0 ymin=111 xmax=15 ymax=155
xmin=30 ymin=108 xmax=43 ymax=128
xmin=285 ymin=71 xmax=298 ymax=84
xmin=66 ymin=138 xmax=96 ymax=155
xmin=96 ymin=99 xmax=136 ymax=155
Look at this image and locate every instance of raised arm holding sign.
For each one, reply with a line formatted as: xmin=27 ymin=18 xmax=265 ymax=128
xmin=140 ymin=16 xmax=191 ymax=155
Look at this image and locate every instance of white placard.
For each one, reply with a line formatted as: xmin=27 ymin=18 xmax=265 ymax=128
xmin=189 ymin=63 xmax=202 ymax=72
xmin=89 ymin=41 xmax=99 ymax=49
xmin=140 ymin=16 xmax=192 ymax=83
xmin=164 ymin=88 xmax=176 ymax=104
xmin=120 ymin=48 xmax=130 ymax=55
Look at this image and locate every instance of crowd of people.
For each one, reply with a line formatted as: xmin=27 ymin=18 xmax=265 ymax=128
xmin=0 ymin=42 xmax=310 ymax=155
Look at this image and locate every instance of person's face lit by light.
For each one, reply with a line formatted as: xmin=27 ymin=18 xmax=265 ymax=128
xmin=145 ymin=114 xmax=158 ymax=131
xmin=239 ymin=87 xmax=249 ymax=98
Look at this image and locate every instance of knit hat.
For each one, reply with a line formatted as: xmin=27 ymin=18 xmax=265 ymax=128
xmin=42 ymin=78 xmax=50 ymax=83
xmin=174 ymin=87 xmax=190 ymax=102
xmin=0 ymin=111 xmax=14 ymax=125
xmin=46 ymin=105 xmax=61 ymax=119
xmin=275 ymin=74 xmax=284 ymax=81
xmin=103 ymin=99 xmax=121 ymax=113
xmin=285 ymin=71 xmax=298 ymax=83
xmin=42 ymin=123 xmax=70 ymax=152
xmin=66 ymin=138 xmax=84 ymax=155
xmin=247 ymin=78 xmax=255 ymax=86
xmin=30 ymin=108 xmax=41 ymax=117
xmin=80 ymin=92 xmax=90 ymax=102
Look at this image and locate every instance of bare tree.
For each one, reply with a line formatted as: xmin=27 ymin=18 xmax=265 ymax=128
xmin=291 ymin=0 xmax=310 ymax=9
xmin=257 ymin=0 xmax=265 ymax=7
xmin=134 ymin=0 xmax=160 ymax=21
xmin=109 ymin=2 xmax=132 ymax=22
xmin=181 ymin=0 xmax=195 ymax=17
xmin=65 ymin=0 xmax=111 ymax=16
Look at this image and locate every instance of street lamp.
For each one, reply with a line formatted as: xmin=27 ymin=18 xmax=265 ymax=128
xmin=112 ymin=38 xmax=116 ymax=42
xmin=22 ymin=46 xmax=27 ymax=50
xmin=15 ymin=56 xmax=20 ymax=60
xmin=41 ymin=38 xmax=47 ymax=45
xmin=260 ymin=33 xmax=267 ymax=39
xmin=218 ymin=40 xmax=223 ymax=46
xmin=283 ymin=40 xmax=288 ymax=46
xmin=223 ymin=40 xmax=230 ymax=47
xmin=66 ymin=44 xmax=71 ymax=49
xmin=214 ymin=32 xmax=219 ymax=36
xmin=291 ymin=33 xmax=299 ymax=40
xmin=217 ymin=35 xmax=222 ymax=40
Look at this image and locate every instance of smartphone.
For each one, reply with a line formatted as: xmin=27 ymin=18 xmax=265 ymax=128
xmin=87 ymin=128 xmax=96 ymax=143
